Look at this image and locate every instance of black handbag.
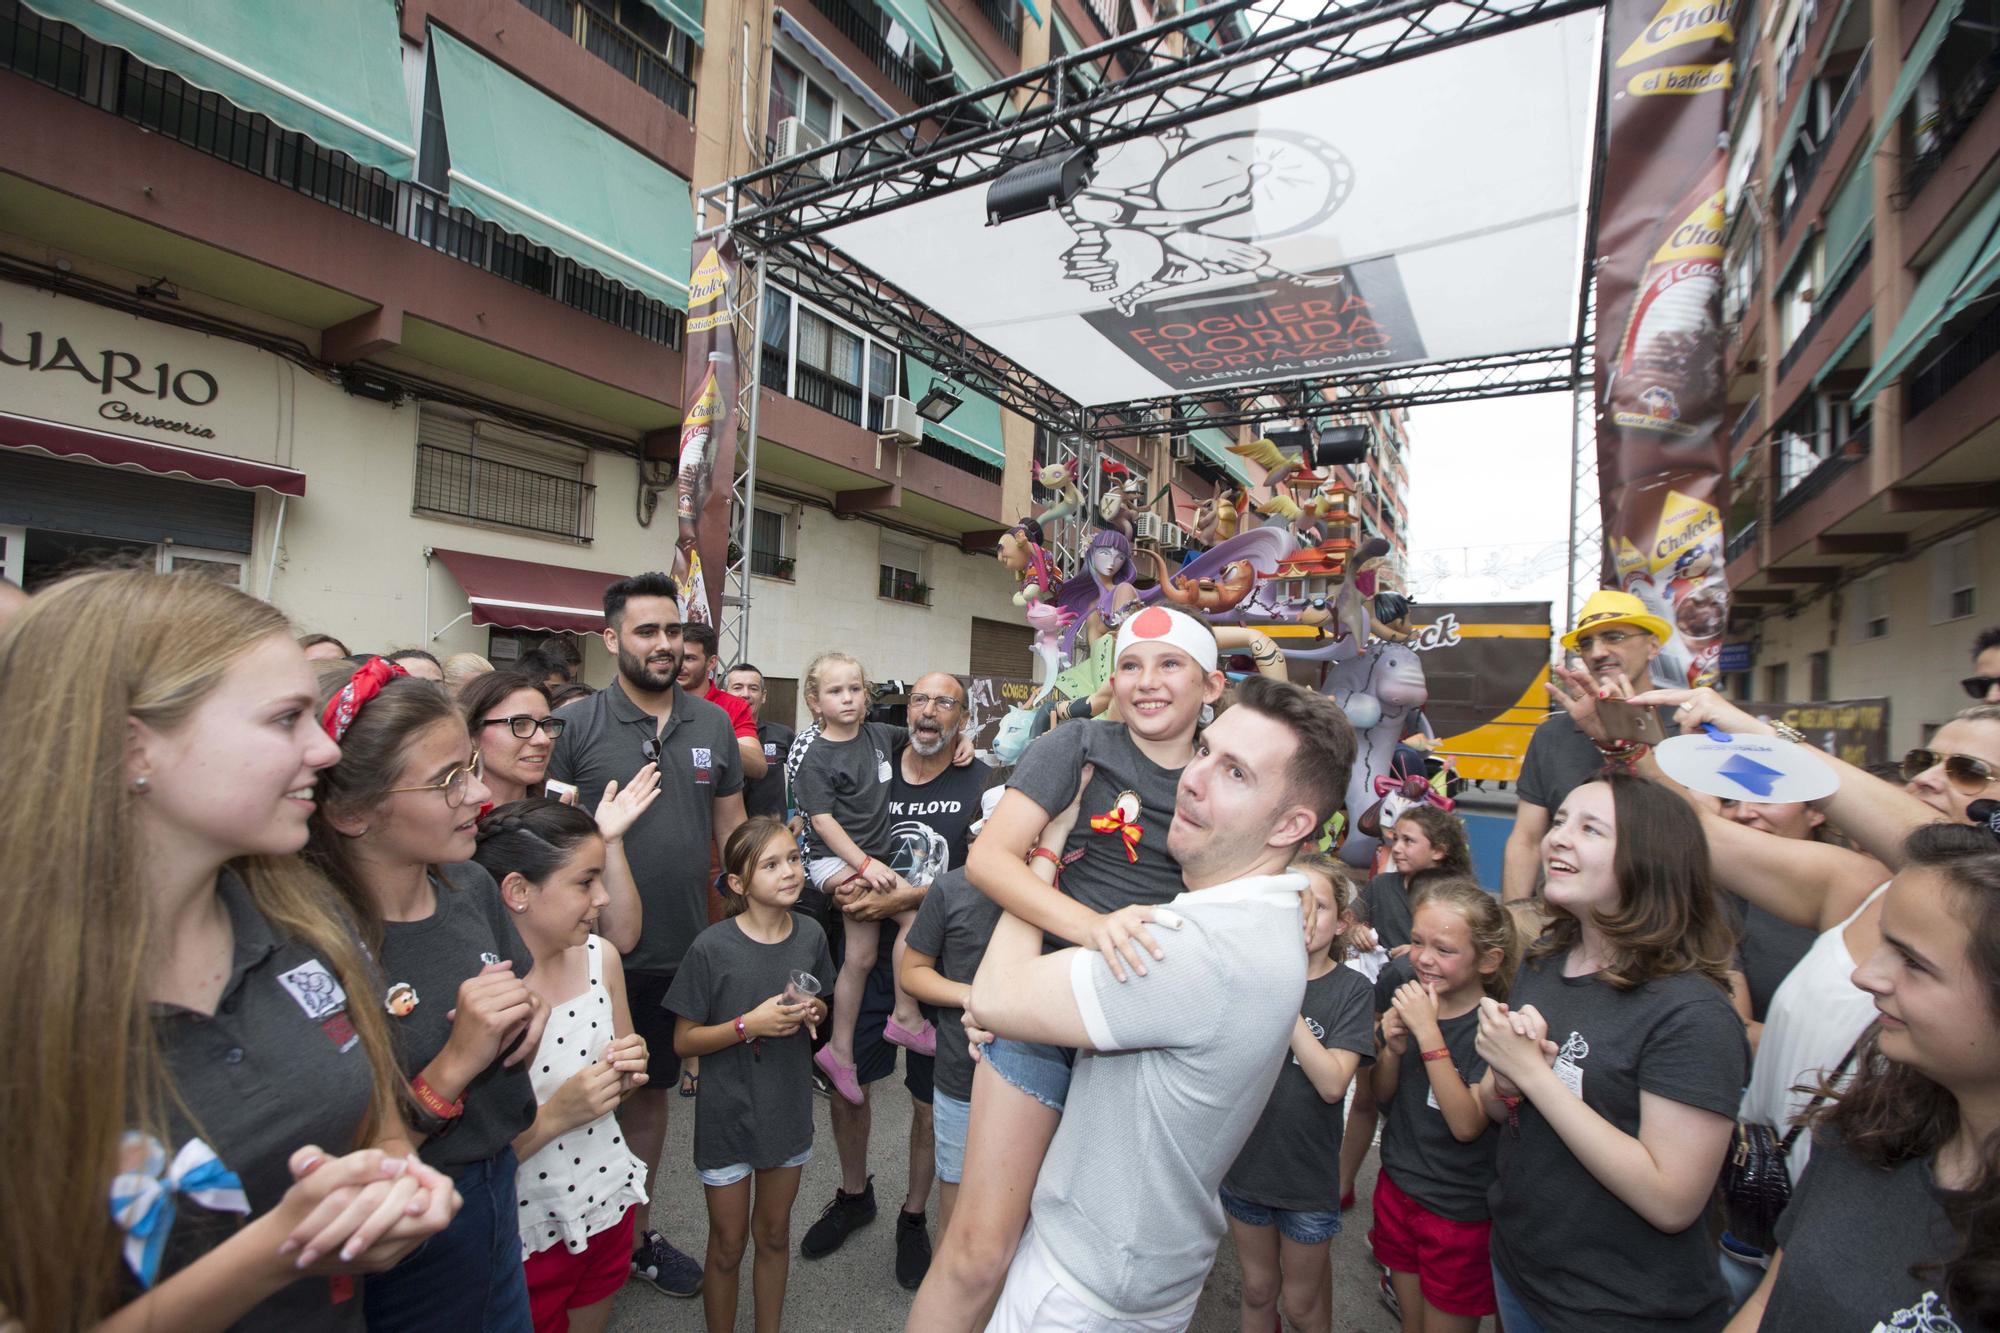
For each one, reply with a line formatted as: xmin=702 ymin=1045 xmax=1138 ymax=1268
xmin=1718 ymin=1042 xmax=1860 ymax=1252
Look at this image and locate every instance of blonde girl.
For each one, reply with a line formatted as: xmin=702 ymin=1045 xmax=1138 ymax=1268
xmin=0 ymin=570 xmax=454 ymax=1332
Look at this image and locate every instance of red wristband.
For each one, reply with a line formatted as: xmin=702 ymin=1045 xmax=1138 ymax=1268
xmin=1028 ymin=847 xmax=1063 ymax=869
xmin=1420 ymin=1047 xmax=1453 ymax=1063
xmin=734 ymin=1015 xmax=749 ymax=1043
xmin=410 ymin=1072 xmax=464 ymax=1119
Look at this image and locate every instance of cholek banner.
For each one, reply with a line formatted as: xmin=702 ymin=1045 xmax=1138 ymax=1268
xmin=674 ymin=238 xmax=744 ymax=628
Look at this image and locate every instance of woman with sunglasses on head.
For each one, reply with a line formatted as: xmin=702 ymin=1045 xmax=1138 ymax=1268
xmin=306 ymin=660 xmax=555 ymax=1331
xmin=461 ymin=670 xmax=566 ymax=807
xmin=0 ymin=571 xmax=458 ymax=1332
xmin=1725 ymin=823 xmax=2000 ymax=1332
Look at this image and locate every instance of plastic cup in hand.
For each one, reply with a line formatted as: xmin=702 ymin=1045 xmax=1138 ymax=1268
xmin=784 ymin=970 xmax=821 ymax=1007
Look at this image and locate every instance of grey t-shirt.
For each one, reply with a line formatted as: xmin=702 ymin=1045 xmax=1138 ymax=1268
xmin=903 ymin=867 xmax=1002 ymax=1102
xmin=1222 ymin=965 xmax=1375 ymax=1211
xmin=1361 ymin=871 xmax=1417 ymax=952
xmin=1764 ymin=1132 xmax=1968 ymax=1332
xmin=1488 ymin=951 xmax=1748 ymax=1332
xmin=378 ymin=861 xmax=539 ymax=1169
xmin=1009 ymin=720 xmax=1184 ymax=927
xmin=548 ymin=681 xmax=744 ymax=976
xmin=793 ymin=721 xmax=906 ymax=862
xmin=663 ymin=915 xmax=834 ymax=1172
xmin=1378 ymin=1005 xmax=1497 ymax=1222
xmin=1033 ymin=875 xmax=1308 ymax=1319
xmin=131 ymin=873 xmax=375 ymax=1327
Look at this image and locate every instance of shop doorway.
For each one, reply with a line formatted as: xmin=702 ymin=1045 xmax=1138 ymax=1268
xmin=0 ymin=524 xmax=249 ymax=592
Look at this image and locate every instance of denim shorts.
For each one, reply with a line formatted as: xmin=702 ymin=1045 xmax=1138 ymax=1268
xmin=932 ymin=1091 xmax=970 ymax=1184
xmin=986 ymin=1037 xmax=1076 ymax=1112
xmin=698 ymin=1145 xmax=811 ymax=1188
xmin=1218 ymin=1184 xmax=1343 ymax=1245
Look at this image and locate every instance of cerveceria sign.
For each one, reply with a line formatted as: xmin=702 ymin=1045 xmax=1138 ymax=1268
xmin=0 ymin=319 xmax=221 ymax=439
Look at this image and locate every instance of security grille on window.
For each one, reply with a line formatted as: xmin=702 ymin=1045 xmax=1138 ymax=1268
xmin=414 ymin=409 xmax=595 ymax=541
xmin=880 ymin=533 xmax=926 ymax=603
xmin=1932 ymin=534 xmax=1979 ymax=623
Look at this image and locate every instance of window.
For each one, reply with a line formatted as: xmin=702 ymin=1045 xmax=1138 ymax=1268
xmin=414 ymin=408 xmax=595 ymax=541
xmin=1764 ymin=662 xmax=1790 ymax=700
xmin=417 ymin=48 xmax=451 ymax=194
xmin=761 ymin=286 xmax=792 ymax=393
xmin=1776 ymin=237 xmax=1822 ymax=350
xmin=879 ymin=533 xmax=926 ymax=603
xmin=158 ymin=545 xmax=248 ymax=590
xmin=762 ymin=286 xmax=898 ymax=428
xmin=1932 ymin=533 xmax=1979 ymax=623
xmin=868 ymin=343 xmax=898 ymax=432
xmin=769 ymin=56 xmax=836 ymax=140
xmin=1850 ymin=572 xmax=1890 ymax=641
xmin=795 ymin=309 xmax=864 ymax=423
xmin=751 ymin=506 xmax=793 ymax=579
xmin=1809 ymin=650 xmax=1831 ymax=699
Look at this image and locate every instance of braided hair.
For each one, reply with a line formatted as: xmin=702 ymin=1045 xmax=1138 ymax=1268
xmin=473 ymin=798 xmax=601 ymax=887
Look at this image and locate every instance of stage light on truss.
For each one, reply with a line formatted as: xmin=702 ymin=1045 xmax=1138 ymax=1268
xmin=986 ymin=145 xmax=1097 ymax=227
xmin=1265 ymin=422 xmax=1373 ymax=467
xmin=915 ymin=380 xmax=965 ymax=422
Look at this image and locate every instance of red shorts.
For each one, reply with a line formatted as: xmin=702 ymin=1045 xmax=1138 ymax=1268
xmin=1369 ymin=1169 xmax=1497 ymax=1318
xmin=524 ymin=1206 xmax=636 ymax=1333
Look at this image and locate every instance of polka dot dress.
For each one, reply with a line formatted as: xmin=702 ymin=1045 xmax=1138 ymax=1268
xmin=515 ymin=936 xmax=648 ymax=1257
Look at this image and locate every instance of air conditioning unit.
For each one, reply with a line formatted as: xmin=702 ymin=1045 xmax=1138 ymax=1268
xmin=880 ymin=394 xmax=923 ymax=445
xmin=1168 ymin=433 xmax=1194 ymax=463
xmin=775 ymin=117 xmax=834 ymax=180
xmin=1132 ymin=512 xmax=1166 ymax=543
xmin=1161 ymin=523 xmax=1188 ymax=550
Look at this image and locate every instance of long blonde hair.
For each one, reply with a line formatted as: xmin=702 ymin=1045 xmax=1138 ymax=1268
xmin=0 ymin=570 xmax=404 ymax=1329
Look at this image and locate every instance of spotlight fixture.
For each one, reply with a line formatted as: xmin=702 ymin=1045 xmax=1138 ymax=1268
xmin=915 ymin=380 xmax=964 ymax=423
xmin=986 ymin=144 xmax=1097 ymax=226
xmin=1264 ymin=422 xmax=1373 ymax=467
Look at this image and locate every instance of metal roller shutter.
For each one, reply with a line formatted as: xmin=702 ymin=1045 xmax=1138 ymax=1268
xmin=968 ymin=615 xmax=1035 ymax=679
xmin=0 ymin=451 xmax=255 ymax=551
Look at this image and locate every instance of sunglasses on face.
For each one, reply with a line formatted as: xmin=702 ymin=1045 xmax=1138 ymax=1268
xmin=479 ymin=714 xmax=567 ymax=740
xmin=1962 ymin=676 xmax=2000 ymax=700
xmin=1901 ymin=748 xmax=2000 ymax=793
xmin=387 ymin=751 xmax=485 ymax=808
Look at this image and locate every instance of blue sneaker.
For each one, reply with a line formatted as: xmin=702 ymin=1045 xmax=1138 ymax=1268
xmin=631 ymin=1229 xmax=703 ymax=1297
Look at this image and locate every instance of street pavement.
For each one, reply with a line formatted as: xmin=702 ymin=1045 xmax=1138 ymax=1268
xmin=609 ymin=1073 xmax=1407 ymax=1332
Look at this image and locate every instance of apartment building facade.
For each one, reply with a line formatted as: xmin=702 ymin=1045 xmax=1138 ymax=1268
xmin=1721 ymin=0 xmax=2000 ymax=748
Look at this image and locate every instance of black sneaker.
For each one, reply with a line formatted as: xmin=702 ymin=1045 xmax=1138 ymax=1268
xmin=800 ymin=1178 xmax=877 ymax=1258
xmin=894 ymin=1208 xmax=932 ymax=1290
xmin=630 ymin=1228 xmax=703 ymax=1297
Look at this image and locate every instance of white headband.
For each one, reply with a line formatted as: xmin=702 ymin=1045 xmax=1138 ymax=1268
xmin=1115 ymin=604 xmax=1219 ymax=673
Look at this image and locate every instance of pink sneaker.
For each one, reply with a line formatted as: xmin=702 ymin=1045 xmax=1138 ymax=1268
xmin=814 ymin=1045 xmax=864 ymax=1104
xmin=884 ymin=1017 xmax=937 ymax=1057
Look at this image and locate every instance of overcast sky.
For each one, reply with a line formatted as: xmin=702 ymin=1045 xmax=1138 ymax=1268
xmin=1401 ymin=393 xmax=1585 ymax=625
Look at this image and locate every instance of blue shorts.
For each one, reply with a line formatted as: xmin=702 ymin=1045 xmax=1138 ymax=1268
xmin=1218 ymin=1184 xmax=1343 ymax=1245
xmin=986 ymin=1037 xmax=1075 ymax=1112
xmin=932 ymin=1091 xmax=970 ymax=1184
xmin=697 ymin=1146 xmax=811 ymax=1189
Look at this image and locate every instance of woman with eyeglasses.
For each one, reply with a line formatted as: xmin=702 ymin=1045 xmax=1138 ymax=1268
xmin=305 ymin=659 xmax=550 ymax=1331
xmin=460 ymin=671 xmax=567 ymax=807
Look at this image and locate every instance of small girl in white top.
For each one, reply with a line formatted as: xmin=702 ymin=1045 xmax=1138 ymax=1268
xmin=474 ymin=798 xmax=653 ymax=1333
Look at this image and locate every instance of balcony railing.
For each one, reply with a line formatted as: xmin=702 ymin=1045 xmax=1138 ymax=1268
xmin=1726 ymin=521 xmax=1759 ymax=564
xmin=793 ymin=362 xmax=863 ymax=424
xmin=1902 ymin=38 xmax=2000 ymax=201
xmin=970 ymin=0 xmax=1022 ymax=50
xmin=1778 ymin=47 xmax=1870 ymax=237
xmin=1908 ymin=296 xmax=2000 ymax=417
xmin=1773 ymin=425 xmax=1865 ymax=523
xmin=414 ymin=445 xmax=598 ymax=539
xmin=1731 ymin=396 xmax=1762 ymax=443
xmin=879 ymin=566 xmax=930 ymax=604
xmin=1777 ymin=241 xmax=1870 ymax=380
xmin=519 ymin=0 xmax=695 ymax=116
xmin=805 ymin=0 xmax=929 ymax=103
xmin=0 ymin=4 xmax=684 ymax=349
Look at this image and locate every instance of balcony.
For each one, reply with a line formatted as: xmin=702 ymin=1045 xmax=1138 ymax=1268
xmin=793 ymin=361 xmax=864 ymax=425
xmin=1777 ymin=240 xmax=1870 ymax=381
xmin=1773 ymin=420 xmax=1867 ymax=523
xmin=1778 ymin=48 xmax=1871 ymax=238
xmin=1901 ymin=37 xmax=2000 ymax=201
xmin=414 ymin=444 xmax=598 ymax=540
xmin=1908 ymin=296 xmax=2000 ymax=417
xmin=517 ymin=0 xmax=696 ymax=118
xmin=0 ymin=5 xmax=685 ymax=348
xmin=805 ymin=0 xmax=929 ymax=103
xmin=1726 ymin=521 xmax=1759 ymax=564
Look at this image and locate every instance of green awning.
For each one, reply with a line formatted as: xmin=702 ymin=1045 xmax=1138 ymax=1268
xmin=1868 ymin=0 xmax=1965 ymax=156
xmin=1812 ymin=311 xmax=1872 ymax=387
xmin=24 ymin=0 xmax=416 ymax=177
xmin=1771 ymin=83 xmax=1813 ymax=174
xmin=1822 ymin=156 xmax=1873 ymax=288
xmin=906 ymin=362 xmax=1005 ymax=467
xmin=875 ymin=0 xmax=944 ymax=67
xmin=1191 ymin=428 xmax=1251 ymax=485
xmin=633 ymin=0 xmax=705 ymax=46
xmin=1853 ymin=182 xmax=2000 ymax=406
xmin=429 ymin=28 xmax=693 ymax=309
xmin=933 ymin=14 xmax=1012 ymax=118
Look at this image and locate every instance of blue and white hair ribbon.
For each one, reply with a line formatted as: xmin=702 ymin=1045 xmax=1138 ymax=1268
xmin=109 ymin=1133 xmax=250 ymax=1288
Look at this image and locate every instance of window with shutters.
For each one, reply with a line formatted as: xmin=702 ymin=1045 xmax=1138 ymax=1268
xmin=1931 ymin=533 xmax=1979 ymax=623
xmin=969 ymin=616 xmax=1035 ymax=678
xmin=414 ymin=408 xmax=596 ymax=541
xmin=751 ymin=505 xmax=794 ymax=580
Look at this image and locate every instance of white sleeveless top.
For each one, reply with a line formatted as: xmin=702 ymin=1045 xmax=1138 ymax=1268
xmin=517 ymin=936 xmax=648 ymax=1256
xmin=1738 ymin=882 xmax=1889 ymax=1185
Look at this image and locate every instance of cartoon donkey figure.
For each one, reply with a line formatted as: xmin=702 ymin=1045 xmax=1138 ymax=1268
xmin=1327 ymin=639 xmax=1433 ymax=869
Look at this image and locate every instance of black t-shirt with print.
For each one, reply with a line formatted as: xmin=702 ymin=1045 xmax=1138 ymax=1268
xmin=1488 ymin=949 xmax=1748 ymax=1333
xmin=743 ymin=719 xmax=796 ymax=820
xmin=886 ymin=759 xmax=987 ymax=888
xmin=1378 ymin=1004 xmax=1497 ymax=1222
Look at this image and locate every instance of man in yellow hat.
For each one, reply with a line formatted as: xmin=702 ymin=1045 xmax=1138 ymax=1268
xmin=1500 ymin=589 xmax=1674 ymax=903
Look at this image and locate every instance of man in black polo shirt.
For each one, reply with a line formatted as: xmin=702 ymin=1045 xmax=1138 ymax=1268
xmin=1502 ymin=588 xmax=1673 ymax=902
xmin=800 ymin=671 xmax=989 ymax=1290
xmin=725 ymin=661 xmax=795 ymax=820
xmin=548 ymin=571 xmax=745 ymax=1299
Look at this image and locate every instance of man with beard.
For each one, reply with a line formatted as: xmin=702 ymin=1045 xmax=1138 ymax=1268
xmin=801 ymin=672 xmax=990 ymax=1291
xmin=548 ymin=570 xmax=746 ymax=1300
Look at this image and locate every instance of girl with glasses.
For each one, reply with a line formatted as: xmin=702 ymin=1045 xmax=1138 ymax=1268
xmin=305 ymin=660 xmax=549 ymax=1331
xmin=460 ymin=670 xmax=567 ymax=807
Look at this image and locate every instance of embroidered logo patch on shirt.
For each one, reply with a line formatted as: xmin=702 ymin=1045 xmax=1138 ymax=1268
xmin=276 ymin=960 xmax=347 ymax=1021
xmin=691 ymin=746 xmax=713 ymax=783
xmin=1554 ymin=1030 xmax=1590 ymax=1099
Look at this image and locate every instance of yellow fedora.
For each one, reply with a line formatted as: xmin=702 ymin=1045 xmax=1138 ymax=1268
xmin=1560 ymin=589 xmax=1673 ymax=651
